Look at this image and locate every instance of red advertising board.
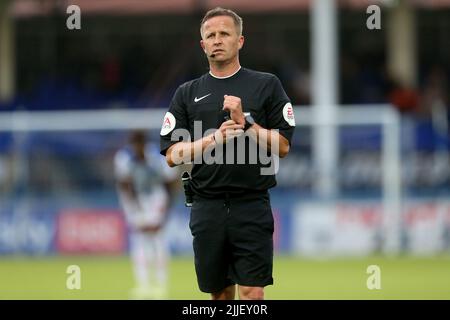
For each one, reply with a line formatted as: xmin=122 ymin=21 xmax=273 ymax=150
xmin=56 ymin=209 xmax=126 ymax=254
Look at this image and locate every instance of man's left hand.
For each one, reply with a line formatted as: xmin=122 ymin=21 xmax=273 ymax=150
xmin=223 ymin=95 xmax=245 ymax=126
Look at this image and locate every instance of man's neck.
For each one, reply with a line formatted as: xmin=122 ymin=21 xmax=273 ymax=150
xmin=209 ymin=60 xmax=241 ymax=78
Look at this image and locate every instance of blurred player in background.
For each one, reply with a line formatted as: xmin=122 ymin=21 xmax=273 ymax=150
xmin=114 ymin=130 xmax=179 ymax=299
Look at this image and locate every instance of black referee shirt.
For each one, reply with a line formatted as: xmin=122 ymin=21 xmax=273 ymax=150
xmin=160 ymin=67 xmax=296 ymax=198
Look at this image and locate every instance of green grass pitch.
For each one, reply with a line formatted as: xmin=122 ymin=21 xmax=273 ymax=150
xmin=0 ymin=255 xmax=449 ymax=299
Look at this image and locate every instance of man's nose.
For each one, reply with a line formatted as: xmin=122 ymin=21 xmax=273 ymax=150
xmin=213 ymin=35 xmax=222 ymax=45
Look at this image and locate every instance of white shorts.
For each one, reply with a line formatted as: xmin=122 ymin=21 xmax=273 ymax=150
xmin=120 ymin=187 xmax=168 ymax=229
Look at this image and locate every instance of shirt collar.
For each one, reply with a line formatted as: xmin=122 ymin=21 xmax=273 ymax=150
xmin=209 ymin=66 xmax=242 ymax=79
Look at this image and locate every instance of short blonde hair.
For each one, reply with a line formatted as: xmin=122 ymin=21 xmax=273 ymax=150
xmin=200 ymin=7 xmax=243 ymax=37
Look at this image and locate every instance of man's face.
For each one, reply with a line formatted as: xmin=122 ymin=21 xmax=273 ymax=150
xmin=200 ymin=15 xmax=244 ymax=63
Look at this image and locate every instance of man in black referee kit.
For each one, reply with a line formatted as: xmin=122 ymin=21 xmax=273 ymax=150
xmin=160 ymin=7 xmax=295 ymax=300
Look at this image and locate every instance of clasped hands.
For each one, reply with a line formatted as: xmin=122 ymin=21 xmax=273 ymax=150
xmin=214 ymin=95 xmax=247 ymax=144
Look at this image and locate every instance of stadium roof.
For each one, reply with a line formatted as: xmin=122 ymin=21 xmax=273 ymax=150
xmin=11 ymin=0 xmax=450 ymax=17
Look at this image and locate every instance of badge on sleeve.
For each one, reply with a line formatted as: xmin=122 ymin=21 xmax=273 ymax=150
xmin=283 ymin=103 xmax=296 ymax=126
xmin=160 ymin=112 xmax=176 ymax=135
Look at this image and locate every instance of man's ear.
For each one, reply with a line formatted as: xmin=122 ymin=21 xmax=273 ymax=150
xmin=200 ymin=39 xmax=206 ymax=52
xmin=238 ymin=35 xmax=245 ymax=50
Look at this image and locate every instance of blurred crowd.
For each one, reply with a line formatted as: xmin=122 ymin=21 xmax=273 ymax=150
xmin=3 ymin=50 xmax=449 ymax=112
xmin=8 ymin=53 xmax=449 ymax=151
xmin=0 ymin=9 xmax=449 ymax=153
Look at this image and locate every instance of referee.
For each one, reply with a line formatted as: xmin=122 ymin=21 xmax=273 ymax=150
xmin=160 ymin=7 xmax=295 ymax=300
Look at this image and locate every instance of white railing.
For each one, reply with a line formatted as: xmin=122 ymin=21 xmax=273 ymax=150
xmin=0 ymin=105 xmax=402 ymax=254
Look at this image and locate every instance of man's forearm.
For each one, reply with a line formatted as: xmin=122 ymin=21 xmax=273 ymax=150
xmin=165 ymin=123 xmax=289 ymax=166
xmin=166 ymin=134 xmax=215 ymax=167
xmin=248 ymin=124 xmax=290 ymax=158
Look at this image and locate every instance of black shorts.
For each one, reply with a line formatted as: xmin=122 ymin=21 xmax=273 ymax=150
xmin=189 ymin=191 xmax=274 ymax=293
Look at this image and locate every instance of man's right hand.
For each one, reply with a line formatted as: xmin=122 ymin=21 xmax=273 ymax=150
xmin=214 ymin=119 xmax=244 ymax=144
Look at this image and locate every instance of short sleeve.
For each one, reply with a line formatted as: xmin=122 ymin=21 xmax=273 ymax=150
xmin=160 ymin=86 xmax=189 ymax=156
xmin=114 ymin=150 xmax=132 ymax=180
xmin=265 ymin=76 xmax=296 ymax=145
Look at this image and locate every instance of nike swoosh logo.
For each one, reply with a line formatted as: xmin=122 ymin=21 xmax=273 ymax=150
xmin=194 ymin=93 xmax=211 ymax=103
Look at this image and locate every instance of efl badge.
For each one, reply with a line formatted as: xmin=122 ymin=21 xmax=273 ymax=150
xmin=283 ymin=103 xmax=295 ymax=126
xmin=160 ymin=112 xmax=176 ymax=135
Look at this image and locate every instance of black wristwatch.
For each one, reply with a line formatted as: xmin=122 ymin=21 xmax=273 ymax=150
xmin=243 ymin=114 xmax=255 ymax=131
